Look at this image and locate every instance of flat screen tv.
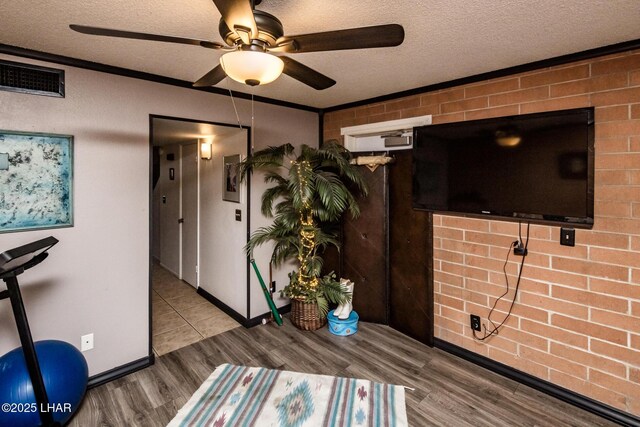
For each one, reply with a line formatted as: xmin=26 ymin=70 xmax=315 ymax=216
xmin=412 ymin=107 xmax=594 ymax=227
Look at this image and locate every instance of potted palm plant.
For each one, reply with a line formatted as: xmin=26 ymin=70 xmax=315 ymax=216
xmin=239 ymin=141 xmax=367 ymax=330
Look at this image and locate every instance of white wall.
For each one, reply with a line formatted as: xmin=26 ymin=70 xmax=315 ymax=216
xmin=199 ymin=131 xmax=248 ymax=315
xmin=0 ymin=53 xmax=318 ymax=376
xmin=154 ymin=144 xmax=181 ymax=276
xmin=198 ymin=114 xmax=321 ymax=320
xmin=248 ymin=104 xmax=319 ymax=318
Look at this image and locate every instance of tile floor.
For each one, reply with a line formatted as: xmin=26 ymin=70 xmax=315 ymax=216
xmin=152 ymin=264 xmax=240 ymax=355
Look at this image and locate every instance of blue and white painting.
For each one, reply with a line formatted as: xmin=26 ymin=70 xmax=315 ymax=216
xmin=0 ymin=131 xmax=73 ymax=233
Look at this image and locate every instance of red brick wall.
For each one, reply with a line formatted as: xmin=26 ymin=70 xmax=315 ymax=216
xmin=325 ymin=50 xmax=640 ymax=415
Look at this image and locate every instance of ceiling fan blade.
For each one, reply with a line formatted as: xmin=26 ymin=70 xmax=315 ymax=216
xmin=211 ymin=0 xmax=258 ymax=40
xmin=267 ymin=40 xmax=297 ymax=53
xmin=193 ymin=65 xmax=227 ymax=87
xmin=69 ymin=24 xmax=225 ymax=49
xmin=275 ymin=24 xmax=404 ymax=53
xmin=280 ymin=56 xmax=335 ymax=90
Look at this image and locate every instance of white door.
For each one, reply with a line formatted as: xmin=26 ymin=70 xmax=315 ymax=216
xmin=181 ymin=143 xmax=198 ymax=287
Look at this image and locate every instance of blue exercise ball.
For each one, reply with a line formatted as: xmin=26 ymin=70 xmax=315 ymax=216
xmin=0 ymin=340 xmax=88 ymax=427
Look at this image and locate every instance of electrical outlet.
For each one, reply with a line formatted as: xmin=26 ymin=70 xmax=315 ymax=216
xmin=81 ymin=333 xmax=94 ymax=352
xmin=470 ymin=315 xmax=481 ymax=331
xmin=513 ymin=246 xmax=528 ymax=256
xmin=270 ymin=281 xmax=276 ymax=293
xmin=512 ymin=240 xmax=527 ymax=256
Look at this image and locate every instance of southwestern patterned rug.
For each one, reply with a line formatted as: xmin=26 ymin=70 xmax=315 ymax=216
xmin=168 ymin=363 xmax=408 ymax=427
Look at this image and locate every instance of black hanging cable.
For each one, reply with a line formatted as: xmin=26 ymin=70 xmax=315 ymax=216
xmin=518 ymin=220 xmax=523 ymax=246
xmin=486 ymin=239 xmax=518 ymax=333
xmin=474 ymin=222 xmax=530 ymax=341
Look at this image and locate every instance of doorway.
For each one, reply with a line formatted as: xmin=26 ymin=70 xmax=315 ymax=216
xmin=149 ymin=116 xmax=249 ymax=356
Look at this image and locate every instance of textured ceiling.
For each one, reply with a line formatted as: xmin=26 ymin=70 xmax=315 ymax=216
xmin=1 ymin=0 xmax=640 ymax=108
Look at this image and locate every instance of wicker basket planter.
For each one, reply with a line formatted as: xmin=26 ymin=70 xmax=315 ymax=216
xmin=290 ymin=299 xmax=327 ymax=331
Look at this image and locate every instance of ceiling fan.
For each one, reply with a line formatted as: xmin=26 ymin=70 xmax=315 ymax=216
xmin=69 ymin=0 xmax=404 ymax=90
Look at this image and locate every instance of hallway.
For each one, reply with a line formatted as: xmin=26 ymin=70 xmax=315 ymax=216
xmin=151 ymin=264 xmax=240 ymax=355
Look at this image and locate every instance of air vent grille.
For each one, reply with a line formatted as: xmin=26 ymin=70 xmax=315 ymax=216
xmin=0 ymin=60 xmax=64 ymax=97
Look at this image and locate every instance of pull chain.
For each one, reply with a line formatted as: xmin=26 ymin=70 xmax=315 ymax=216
xmin=221 ymin=62 xmax=243 ymax=131
xmin=251 ymin=92 xmax=255 ymax=154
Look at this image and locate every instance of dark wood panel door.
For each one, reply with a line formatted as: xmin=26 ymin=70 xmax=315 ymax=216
xmin=321 ymin=232 xmax=341 ymax=278
xmin=342 ymin=164 xmax=388 ymax=324
xmin=388 ymin=150 xmax=434 ymax=346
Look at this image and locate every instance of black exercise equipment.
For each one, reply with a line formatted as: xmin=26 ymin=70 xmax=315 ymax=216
xmin=0 ymin=236 xmax=87 ymax=427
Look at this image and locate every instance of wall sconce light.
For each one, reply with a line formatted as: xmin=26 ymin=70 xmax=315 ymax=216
xmin=201 ymin=142 xmax=212 ymax=160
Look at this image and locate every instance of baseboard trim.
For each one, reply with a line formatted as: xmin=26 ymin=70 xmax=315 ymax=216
xmin=197 ymin=288 xmax=248 ymax=326
xmin=87 ymin=354 xmax=154 ymax=389
xmin=197 ymin=287 xmax=291 ymax=328
xmin=245 ymin=304 xmax=291 ymax=328
xmin=159 ymin=263 xmax=179 ymax=278
xmin=433 ymin=338 xmax=639 ymax=427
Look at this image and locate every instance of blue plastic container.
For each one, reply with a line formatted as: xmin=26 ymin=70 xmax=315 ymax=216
xmin=328 ymin=310 xmax=359 ymax=336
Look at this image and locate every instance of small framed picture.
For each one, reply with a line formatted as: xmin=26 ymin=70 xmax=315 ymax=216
xmin=223 ymin=154 xmax=241 ymax=203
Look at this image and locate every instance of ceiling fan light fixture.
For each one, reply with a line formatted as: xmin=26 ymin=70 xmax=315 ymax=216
xmin=220 ymin=51 xmax=284 ymax=86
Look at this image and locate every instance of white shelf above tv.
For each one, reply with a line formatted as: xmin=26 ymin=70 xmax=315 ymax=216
xmin=340 ymin=115 xmax=432 ymax=152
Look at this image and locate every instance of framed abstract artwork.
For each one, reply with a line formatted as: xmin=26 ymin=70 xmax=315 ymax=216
xmin=0 ymin=130 xmax=73 ymax=233
xmin=223 ymin=154 xmax=240 ymax=203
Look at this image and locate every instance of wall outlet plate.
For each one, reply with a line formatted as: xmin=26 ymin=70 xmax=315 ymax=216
xmin=470 ymin=314 xmax=481 ymax=331
xmin=513 ymin=244 xmax=528 ymax=256
xmin=81 ymin=333 xmax=94 ymax=352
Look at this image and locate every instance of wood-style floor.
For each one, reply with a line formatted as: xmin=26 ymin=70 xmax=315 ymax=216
xmin=69 ymin=320 xmax=615 ymax=426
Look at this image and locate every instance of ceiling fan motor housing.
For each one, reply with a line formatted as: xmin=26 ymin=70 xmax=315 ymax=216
xmin=219 ymin=10 xmax=284 ymax=47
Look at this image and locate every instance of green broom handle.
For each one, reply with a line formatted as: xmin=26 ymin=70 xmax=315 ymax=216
xmin=250 ymin=258 xmax=283 ymax=326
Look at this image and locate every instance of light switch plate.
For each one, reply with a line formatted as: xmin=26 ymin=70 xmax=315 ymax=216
xmin=560 ymin=228 xmax=575 ymax=247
